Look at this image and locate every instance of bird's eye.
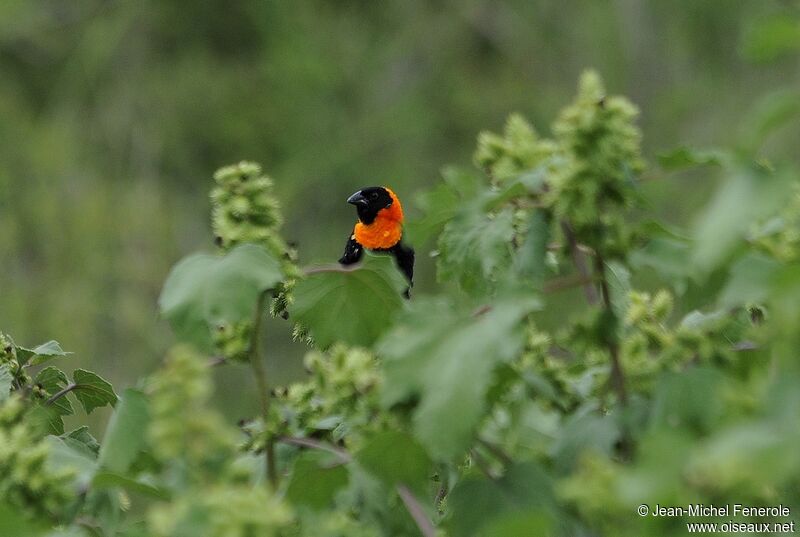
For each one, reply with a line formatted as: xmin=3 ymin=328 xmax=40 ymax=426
xmin=370 ymin=192 xmax=379 ymax=200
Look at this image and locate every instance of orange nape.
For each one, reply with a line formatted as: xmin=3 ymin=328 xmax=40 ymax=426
xmin=353 ymin=187 xmax=404 ymax=250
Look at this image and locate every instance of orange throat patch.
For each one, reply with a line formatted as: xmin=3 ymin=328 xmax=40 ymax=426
xmin=354 ymin=188 xmax=404 ymax=250
xmin=354 ymin=218 xmax=402 ymax=250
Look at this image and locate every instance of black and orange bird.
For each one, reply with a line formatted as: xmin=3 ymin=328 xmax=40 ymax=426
xmin=339 ymin=186 xmax=415 ymax=296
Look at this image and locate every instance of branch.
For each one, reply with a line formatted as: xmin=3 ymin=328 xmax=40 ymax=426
xmin=471 ymin=304 xmax=493 ymax=317
xmin=594 ymin=255 xmax=628 ymax=406
xmin=433 ymin=467 xmax=449 ymax=513
xmin=277 ymin=436 xmax=438 ymax=534
xmin=732 ymin=340 xmax=758 ymax=352
xmin=542 ymin=272 xmax=596 ymax=294
xmin=560 ymin=221 xmax=599 ymax=304
xmin=593 ymin=254 xmax=633 ymax=460
xmin=396 ymin=484 xmax=437 ymax=537
xmin=277 ymin=436 xmax=351 ymax=465
xmin=207 ymin=355 xmax=227 ymax=367
xmin=45 ymin=383 xmax=77 ymax=406
xmin=477 ymin=437 xmax=513 ymax=466
xmin=250 ymin=290 xmax=277 ymax=488
xmin=276 ymin=436 xmax=437 ymax=534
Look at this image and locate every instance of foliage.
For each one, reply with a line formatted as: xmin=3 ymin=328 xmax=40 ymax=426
xmin=158 ymin=243 xmax=285 ymax=354
xmin=289 ymin=256 xmax=407 ymax=349
xmin=3 ymin=66 xmax=800 ymax=537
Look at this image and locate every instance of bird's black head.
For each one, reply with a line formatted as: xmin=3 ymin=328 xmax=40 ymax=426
xmin=347 ymin=186 xmax=393 ymax=224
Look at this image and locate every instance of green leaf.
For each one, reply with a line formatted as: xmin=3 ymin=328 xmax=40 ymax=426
xmin=650 ymin=367 xmax=726 ymax=435
xmin=92 ymin=471 xmax=171 ymax=500
xmin=630 ymin=236 xmax=693 ymax=289
xmin=437 ymin=207 xmax=515 ymax=294
xmin=511 ymin=161 xmax=553 ymax=193
xmin=356 ymin=431 xmax=432 ymax=493
xmin=35 ymin=366 xmax=73 ymax=416
xmin=696 ymin=424 xmax=791 ymax=486
xmin=719 ymin=252 xmax=781 ymax=307
xmin=447 ymin=462 xmax=554 ymax=537
xmin=285 ymin=452 xmax=349 ymax=510
xmin=45 ymin=436 xmax=98 ymax=487
xmin=380 ymin=298 xmax=538 ymax=459
xmin=631 ymin=222 xmax=694 ymax=291
xmin=0 ymin=363 xmax=12 ymax=403
xmin=159 ymin=243 xmax=284 ymax=350
xmin=72 ymin=369 xmax=118 ymax=414
xmin=514 ymin=209 xmax=550 ymax=286
xmin=98 ymin=389 xmax=150 ymax=474
xmin=16 ymin=340 xmax=71 ymax=367
xmin=605 ymin=260 xmax=632 ymax=320
xmin=63 ymin=426 xmax=101 ymax=456
xmin=27 ymin=405 xmax=65 ymax=436
xmin=552 ymin=405 xmax=620 ymax=473
xmin=692 ymin=163 xmax=795 ymax=272
xmin=405 ymin=168 xmax=483 ymax=247
xmin=656 ymin=147 xmax=726 ymax=171
xmin=290 ymin=255 xmax=406 ymax=348
xmin=679 ymin=308 xmax=727 ymax=330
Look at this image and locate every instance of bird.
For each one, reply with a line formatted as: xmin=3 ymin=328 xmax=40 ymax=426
xmin=339 ymin=186 xmax=415 ymax=297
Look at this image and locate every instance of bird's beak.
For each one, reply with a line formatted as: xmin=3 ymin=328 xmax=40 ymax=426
xmin=347 ymin=190 xmax=368 ymax=206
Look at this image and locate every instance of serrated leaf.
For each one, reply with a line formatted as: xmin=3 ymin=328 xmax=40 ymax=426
xmin=405 ymin=168 xmax=483 ymax=247
xmin=438 ymin=207 xmax=515 ymax=295
xmin=379 ymin=298 xmax=539 ymax=460
xmin=72 ymin=369 xmax=118 ymax=414
xmin=356 ymin=431 xmax=432 ymax=493
xmin=447 ymin=462 xmax=555 ymax=537
xmin=158 ymin=243 xmax=284 ymax=350
xmin=0 ymin=363 xmax=12 ymax=403
xmin=60 ymin=435 xmax=98 ymax=460
xmin=482 ymin=179 xmax=528 ymax=212
xmin=35 ymin=366 xmax=73 ymax=416
xmin=98 ymin=389 xmax=149 ymax=474
xmin=63 ymin=426 xmax=101 ymax=456
xmin=27 ymin=405 xmax=65 ymax=436
xmin=605 ymin=260 xmax=632 ymax=320
xmin=17 ymin=340 xmax=71 ymax=367
xmin=290 ymin=255 xmax=406 ymax=348
xmin=514 ymin=209 xmax=549 ymax=286
xmin=285 ymin=452 xmax=349 ymax=510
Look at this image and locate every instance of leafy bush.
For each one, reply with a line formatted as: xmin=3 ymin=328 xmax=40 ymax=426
xmin=2 ymin=70 xmax=799 ymax=536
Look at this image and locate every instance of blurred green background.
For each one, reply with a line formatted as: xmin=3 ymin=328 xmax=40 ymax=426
xmin=1 ymin=1 xmax=798 ymax=419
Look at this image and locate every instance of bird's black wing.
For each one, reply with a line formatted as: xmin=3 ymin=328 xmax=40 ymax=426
xmin=338 ymin=233 xmax=364 ymax=265
xmin=390 ymin=240 xmax=415 ymax=298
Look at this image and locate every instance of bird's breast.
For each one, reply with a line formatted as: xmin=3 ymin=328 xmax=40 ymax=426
xmin=354 ymin=217 xmax=402 ymax=250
